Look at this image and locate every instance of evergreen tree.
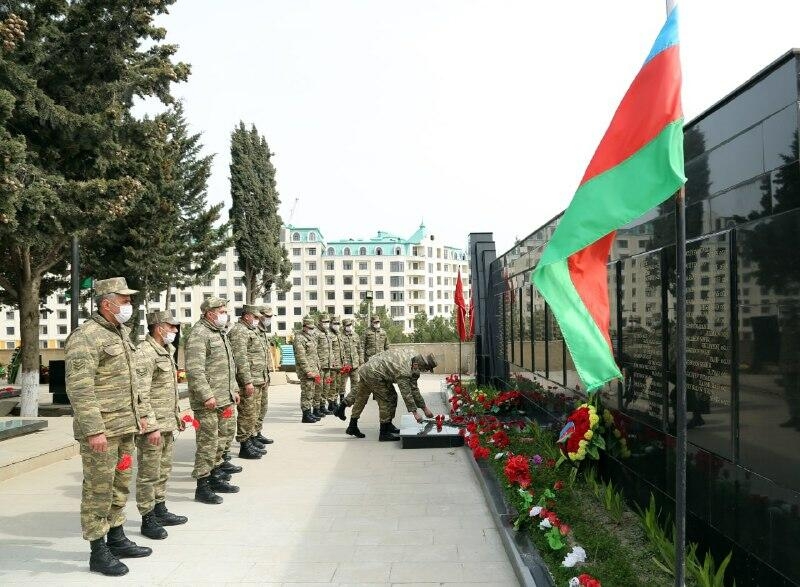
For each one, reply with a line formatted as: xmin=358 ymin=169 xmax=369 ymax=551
xmin=229 ymin=122 xmax=291 ymax=304
xmin=0 ymin=2 xmax=189 ymax=415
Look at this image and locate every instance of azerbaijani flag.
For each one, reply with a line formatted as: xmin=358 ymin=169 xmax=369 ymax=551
xmin=531 ymin=6 xmax=685 ymax=391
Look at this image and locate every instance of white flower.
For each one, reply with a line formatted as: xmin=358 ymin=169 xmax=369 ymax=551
xmin=538 ymin=518 xmax=552 ymax=530
xmin=569 ymin=578 xmax=581 ymax=587
xmin=530 ymin=506 xmax=542 ymax=517
xmin=561 ymin=546 xmax=587 ymax=568
xmin=494 ymin=452 xmax=506 ymax=460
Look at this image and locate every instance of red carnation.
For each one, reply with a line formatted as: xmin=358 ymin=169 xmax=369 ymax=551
xmin=221 ymin=406 xmax=233 ymax=419
xmin=192 ymin=419 xmax=200 ymax=430
xmin=467 ymin=435 xmax=481 ymax=449
xmin=472 ymin=445 xmax=490 ymax=460
xmin=503 ymin=455 xmax=532 ymax=489
xmin=554 ymin=480 xmax=564 ymax=491
xmin=560 ymin=523 xmax=571 ymax=536
xmin=458 ymin=428 xmax=466 ymax=437
xmin=491 ymin=429 xmax=510 ymax=449
xmin=546 ymin=458 xmax=556 ymax=468
xmin=313 ymin=375 xmax=322 ymax=384
xmin=181 ymin=414 xmax=193 ymax=423
xmin=466 ymin=421 xmax=478 ymax=434
xmin=324 ymin=377 xmax=333 ymax=385
xmin=116 ymin=454 xmax=132 ymax=471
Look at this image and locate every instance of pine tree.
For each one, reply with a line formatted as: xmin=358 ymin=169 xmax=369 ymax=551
xmin=229 ymin=122 xmax=291 ymax=304
xmin=0 ymin=2 xmax=189 ymax=415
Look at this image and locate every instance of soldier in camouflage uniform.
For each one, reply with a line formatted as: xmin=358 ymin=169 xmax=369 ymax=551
xmin=229 ymin=304 xmax=268 ymax=460
xmin=254 ymin=305 xmax=276 ymax=444
xmin=339 ymin=349 xmax=437 ymax=441
xmin=333 ymin=317 xmax=361 ymax=420
xmin=361 ymin=315 xmax=389 ymax=363
xmin=294 ymin=315 xmax=321 ymax=423
xmin=326 ymin=315 xmax=344 ymax=412
xmin=185 ymin=296 xmax=241 ymax=504
xmin=135 ymin=310 xmax=188 ymax=541
xmin=314 ymin=312 xmax=334 ymax=418
xmin=65 ymin=277 xmax=151 ymax=576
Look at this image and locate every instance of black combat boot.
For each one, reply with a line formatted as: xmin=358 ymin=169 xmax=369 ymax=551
xmin=210 ymin=466 xmax=231 ymax=481
xmin=255 ymin=432 xmax=273 ymax=444
xmin=327 ymin=399 xmax=337 ymax=412
xmin=319 ymin=403 xmax=332 ymax=415
xmin=238 ymin=440 xmax=262 ymax=459
xmin=387 ymin=421 xmax=400 ymax=434
xmin=140 ymin=510 xmax=168 ymax=540
xmin=153 ymin=502 xmax=187 ymax=526
xmin=313 ymin=406 xmax=326 ymax=419
xmin=220 ymin=460 xmax=243 ymax=474
xmin=195 ymin=476 xmax=223 ymax=504
xmin=209 ymin=476 xmax=240 ymax=493
xmin=222 ymin=452 xmax=232 ymax=462
xmin=379 ymin=422 xmax=400 ymax=442
xmin=249 ymin=437 xmax=267 ymax=452
xmin=346 ymin=417 xmax=366 ymax=438
xmin=334 ymin=401 xmax=348 ymax=421
xmin=89 ymin=537 xmax=129 ymax=576
xmin=339 ymin=393 xmax=345 ymax=404
xmin=106 ymin=525 xmax=152 ymax=558
xmin=302 ymin=409 xmax=317 ymax=423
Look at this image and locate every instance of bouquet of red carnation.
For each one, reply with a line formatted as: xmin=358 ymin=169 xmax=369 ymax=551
xmin=340 ymin=364 xmax=352 ymax=374
xmin=221 ymin=406 xmax=233 ymax=419
xmin=116 ymin=454 xmax=132 ymax=471
xmin=503 ymin=454 xmax=532 ymax=488
xmin=491 ymin=429 xmax=510 ymax=449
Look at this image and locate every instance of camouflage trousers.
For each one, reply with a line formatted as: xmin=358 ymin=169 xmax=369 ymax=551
xmin=192 ymin=404 xmax=237 ymax=479
xmin=135 ymin=431 xmax=175 ymax=515
xmin=314 ymin=370 xmax=334 ymax=408
xmin=300 ymin=377 xmax=315 ymax=411
xmin=342 ymin=368 xmax=361 ymax=405
xmin=79 ymin=433 xmax=134 ymax=541
xmin=350 ymin=377 xmax=397 ymax=423
xmin=326 ymin=370 xmax=341 ymax=401
xmin=255 ymin=381 xmax=270 ymax=431
xmin=236 ymin=384 xmax=264 ymax=442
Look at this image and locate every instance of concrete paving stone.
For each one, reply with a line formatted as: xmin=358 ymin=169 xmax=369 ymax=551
xmin=401 ymin=543 xmax=459 ymax=563
xmin=461 ymin=562 xmax=521 ymax=583
xmin=354 ymin=529 xmax=435 ymax=547
xmin=243 ymin=562 xmax=337 ymax=582
xmin=351 ymin=545 xmax=406 ymax=562
xmin=389 ymin=561 xmax=465 ymax=583
xmin=457 ymin=544 xmax=514 ymax=562
xmin=332 ymin=561 xmax=392 ymax=583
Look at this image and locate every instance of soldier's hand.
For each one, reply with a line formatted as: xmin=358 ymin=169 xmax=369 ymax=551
xmin=147 ymin=430 xmax=161 ymax=446
xmin=178 ymin=419 xmax=186 ymax=431
xmin=87 ymin=432 xmax=108 ymax=453
xmin=422 ymin=406 xmax=434 ymax=418
xmin=204 ymin=397 xmax=217 ymax=409
xmin=233 ymin=392 xmax=241 ymax=405
xmin=412 ymin=410 xmax=423 ymax=423
xmin=140 ymin=417 xmax=148 ymax=432
xmin=244 ymin=383 xmax=254 ymax=397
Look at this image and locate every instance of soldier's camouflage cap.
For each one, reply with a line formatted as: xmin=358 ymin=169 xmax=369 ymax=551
xmin=200 ymin=296 xmax=228 ymax=312
xmin=342 ymin=317 xmax=354 ymax=326
xmin=370 ymin=316 xmax=381 ymax=323
xmin=146 ymin=310 xmax=180 ymax=326
xmin=260 ymin=305 xmax=274 ymax=317
xmin=317 ymin=312 xmax=330 ymax=322
xmin=94 ymin=277 xmax=138 ymax=296
xmin=302 ymin=315 xmax=315 ymax=327
xmin=242 ymin=304 xmax=262 ymax=317
xmin=331 ymin=315 xmax=342 ymax=324
xmin=426 ymin=353 xmax=438 ymax=370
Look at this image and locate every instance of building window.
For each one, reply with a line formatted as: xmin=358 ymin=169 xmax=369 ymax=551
xmin=57 ymin=295 xmax=67 ymax=305
xmin=203 ymin=279 xmax=213 ymax=287
xmin=278 ymin=307 xmax=287 ymax=316
xmin=233 ymin=292 xmax=242 ymax=302
xmin=170 ymin=293 xmax=176 ymax=303
xmin=343 ymin=291 xmax=353 ymax=300
xmin=5 ymin=326 xmax=13 ymax=335
xmin=327 ymin=306 xmax=335 ymax=315
xmin=343 ymin=276 xmax=353 ymax=285
xmin=375 ymin=276 xmax=384 ymax=285
xmin=4 ymin=311 xmax=13 ymax=320
xmin=293 ymin=277 xmax=302 ymax=286
xmin=375 ymin=261 xmax=383 ymax=270
xmin=292 ymin=247 xmax=302 ymax=256
xmin=308 ymin=276 xmax=317 ymax=286
xmin=234 ymin=277 xmax=243 ymax=286
xmin=58 ymin=325 xmax=68 ymax=335
xmin=325 ymin=276 xmax=335 ymax=286
xmin=57 ymin=310 xmax=67 ymax=320
xmin=344 ymin=305 xmax=353 ymax=315
xmin=327 ymin=247 xmax=335 ymax=256
xmin=262 ymin=292 xmax=272 ymax=303
xmin=390 ymin=291 xmax=404 ymax=302
xmin=390 ymin=306 xmax=404 ymax=317
xmin=278 ymin=321 xmax=286 ymax=331
xmin=293 ymin=292 xmax=301 ymax=301
xmin=360 ymin=291 xmax=367 ymax=300
xmin=291 ymin=263 xmax=300 ymax=271
xmin=343 ymin=247 xmax=351 ymax=256
xmin=325 ymin=261 xmax=335 ymax=271
xmin=40 ymin=325 xmax=48 ymax=335
xmin=184 ymin=308 xmax=192 ymax=318
xmin=5 ymin=341 xmax=14 ymax=349
xmin=307 ymin=262 xmax=316 ymax=271
xmin=277 ymin=292 xmax=286 ymax=301
xmin=390 ymin=276 xmax=404 ymax=287
xmin=183 ymin=293 xmax=192 ymax=303
xmin=359 ymin=276 xmax=368 ymax=285
xmin=390 ymin=261 xmax=404 ymax=272
xmin=326 ymin=291 xmax=335 ymax=300
xmin=218 ymin=278 xmax=227 ymax=287
xmin=292 ymin=232 xmax=301 ymax=241
xmin=308 ymin=247 xmax=316 ymax=255
xmin=375 ymin=291 xmax=384 ymax=300
xmin=343 ymin=261 xmax=353 ymax=271
xmin=375 ymin=247 xmax=383 ymax=255
xmin=358 ymin=261 xmax=368 ymax=271
xmin=294 ymin=307 xmax=302 ymax=315
xmin=395 ymin=247 xmax=402 ymax=255
xmin=309 ymin=232 xmax=316 ymax=241
xmin=308 ymin=292 xmax=318 ymax=301
xmin=359 ymin=247 xmax=367 ymax=255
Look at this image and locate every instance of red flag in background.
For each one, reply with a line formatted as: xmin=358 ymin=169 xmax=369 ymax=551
xmin=468 ymin=291 xmax=475 ymax=340
xmin=454 ymin=270 xmax=469 ymax=341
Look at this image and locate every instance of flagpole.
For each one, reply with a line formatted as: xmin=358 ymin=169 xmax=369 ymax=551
xmin=665 ymin=0 xmax=686 ymax=584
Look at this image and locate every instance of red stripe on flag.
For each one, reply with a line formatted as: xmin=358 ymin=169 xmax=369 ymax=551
xmin=567 ymin=232 xmax=617 ymax=350
xmin=580 ymin=45 xmax=682 ymax=185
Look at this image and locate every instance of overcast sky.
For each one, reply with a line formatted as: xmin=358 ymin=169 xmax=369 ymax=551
xmin=147 ymin=0 xmax=800 ymax=255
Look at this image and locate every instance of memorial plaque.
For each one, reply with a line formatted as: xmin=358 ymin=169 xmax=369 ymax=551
xmin=0 ymin=418 xmax=48 ymax=441
xmin=399 ymin=414 xmax=464 ymax=449
xmin=620 ymin=251 xmax=666 ymax=427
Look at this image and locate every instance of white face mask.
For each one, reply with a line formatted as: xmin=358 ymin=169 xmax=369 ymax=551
xmin=110 ymin=300 xmax=133 ymax=324
xmin=213 ymin=312 xmax=229 ymax=328
xmin=162 ymin=331 xmax=176 ymax=345
xmin=330 ymin=324 xmax=339 ymax=332
xmin=344 ymin=326 xmax=353 ymax=334
xmin=321 ymin=322 xmax=330 ymax=331
xmin=261 ymin=317 xmax=272 ymax=328
xmin=250 ymin=318 xmax=259 ymax=328
xmin=372 ymin=323 xmax=380 ymax=330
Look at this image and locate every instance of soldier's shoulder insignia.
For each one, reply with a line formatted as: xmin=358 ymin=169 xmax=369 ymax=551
xmin=69 ymin=358 xmax=86 ymax=373
xmin=136 ymin=366 xmax=148 ymax=376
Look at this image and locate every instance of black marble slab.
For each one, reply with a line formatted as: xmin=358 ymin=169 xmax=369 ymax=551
xmin=0 ymin=419 xmax=48 ymax=441
xmin=399 ymin=415 xmax=465 ymax=450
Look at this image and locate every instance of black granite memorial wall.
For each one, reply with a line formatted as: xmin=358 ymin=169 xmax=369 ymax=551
xmin=476 ymin=51 xmax=800 ymax=586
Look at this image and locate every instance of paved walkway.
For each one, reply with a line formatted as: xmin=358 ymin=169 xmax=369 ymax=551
xmin=0 ymin=375 xmax=518 ymax=586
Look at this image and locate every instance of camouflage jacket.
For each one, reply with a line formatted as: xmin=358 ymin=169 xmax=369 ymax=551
xmin=315 ymin=327 xmax=335 ymax=369
xmin=229 ymin=320 xmax=270 ymax=388
xmin=361 ymin=327 xmax=389 ymax=363
xmin=185 ymin=317 xmax=236 ymax=407
xmin=136 ymin=335 xmax=180 ymax=432
xmin=340 ymin=331 xmax=362 ymax=369
xmin=257 ymin=326 xmax=277 ymax=379
xmin=359 ymin=348 xmax=422 ymax=411
xmin=329 ymin=330 xmax=343 ymax=369
xmin=293 ymin=329 xmax=320 ymax=379
xmin=65 ymin=313 xmax=143 ymax=440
